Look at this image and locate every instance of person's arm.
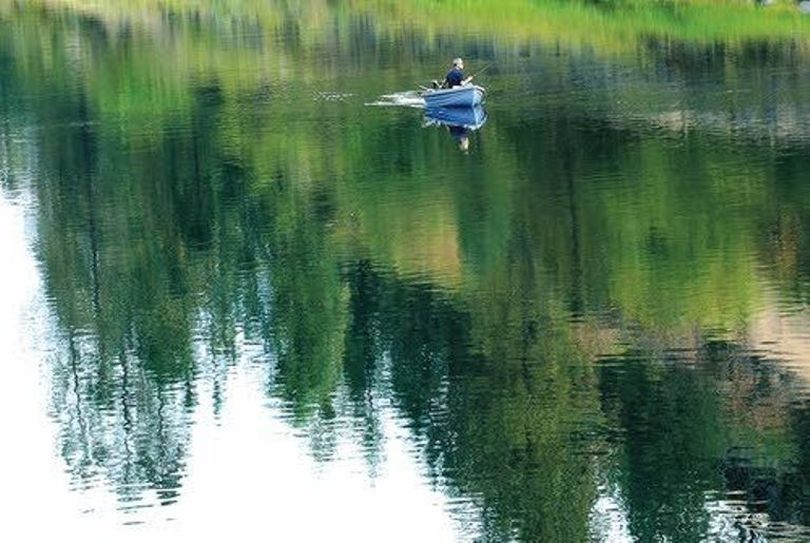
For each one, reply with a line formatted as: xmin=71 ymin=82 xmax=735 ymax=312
xmin=462 ymin=75 xmax=474 ymax=86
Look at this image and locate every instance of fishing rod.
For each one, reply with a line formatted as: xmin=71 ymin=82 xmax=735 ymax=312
xmin=468 ymin=63 xmax=492 ymax=80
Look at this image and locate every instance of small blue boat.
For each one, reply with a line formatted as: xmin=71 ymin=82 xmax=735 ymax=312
xmin=421 ymin=85 xmax=485 ymax=108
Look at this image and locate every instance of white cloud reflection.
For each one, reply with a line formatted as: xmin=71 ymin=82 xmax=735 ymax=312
xmin=0 ymin=189 xmax=474 ymax=542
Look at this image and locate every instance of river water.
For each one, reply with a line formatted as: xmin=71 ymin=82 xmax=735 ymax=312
xmin=4 ymin=2 xmax=810 ymax=541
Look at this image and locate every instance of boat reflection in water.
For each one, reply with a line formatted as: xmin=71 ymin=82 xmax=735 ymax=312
xmin=424 ymin=105 xmax=487 ymax=152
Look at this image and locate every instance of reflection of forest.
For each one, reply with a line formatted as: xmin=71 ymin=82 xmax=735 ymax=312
xmin=5 ymin=3 xmax=810 ymax=541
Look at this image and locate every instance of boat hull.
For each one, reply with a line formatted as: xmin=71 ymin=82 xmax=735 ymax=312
xmin=422 ymin=85 xmax=485 ymax=108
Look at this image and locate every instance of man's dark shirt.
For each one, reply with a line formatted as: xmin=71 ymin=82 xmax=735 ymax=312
xmin=444 ymin=67 xmax=464 ymax=88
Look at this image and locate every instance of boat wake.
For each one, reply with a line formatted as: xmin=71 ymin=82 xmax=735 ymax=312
xmin=365 ymin=90 xmax=425 ymax=108
xmin=313 ymin=91 xmax=355 ymax=102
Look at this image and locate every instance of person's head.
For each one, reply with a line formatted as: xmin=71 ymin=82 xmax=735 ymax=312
xmin=452 ymin=58 xmax=464 ymax=70
xmin=458 ymin=135 xmax=469 ymax=152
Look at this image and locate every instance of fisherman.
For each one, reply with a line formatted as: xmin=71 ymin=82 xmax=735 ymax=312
xmin=431 ymin=58 xmax=474 ymax=89
xmin=444 ymin=58 xmax=473 ymax=88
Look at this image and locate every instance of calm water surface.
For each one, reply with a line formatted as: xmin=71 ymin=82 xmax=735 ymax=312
xmin=5 ymin=2 xmax=810 ymax=541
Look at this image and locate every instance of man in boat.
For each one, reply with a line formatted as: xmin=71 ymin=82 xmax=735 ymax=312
xmin=433 ymin=58 xmax=473 ymax=89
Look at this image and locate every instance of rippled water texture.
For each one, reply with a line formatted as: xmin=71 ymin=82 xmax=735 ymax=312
xmin=5 ymin=1 xmax=810 ymax=541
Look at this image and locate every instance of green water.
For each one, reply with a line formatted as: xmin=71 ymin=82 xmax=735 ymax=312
xmin=4 ymin=1 xmax=810 ymax=541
